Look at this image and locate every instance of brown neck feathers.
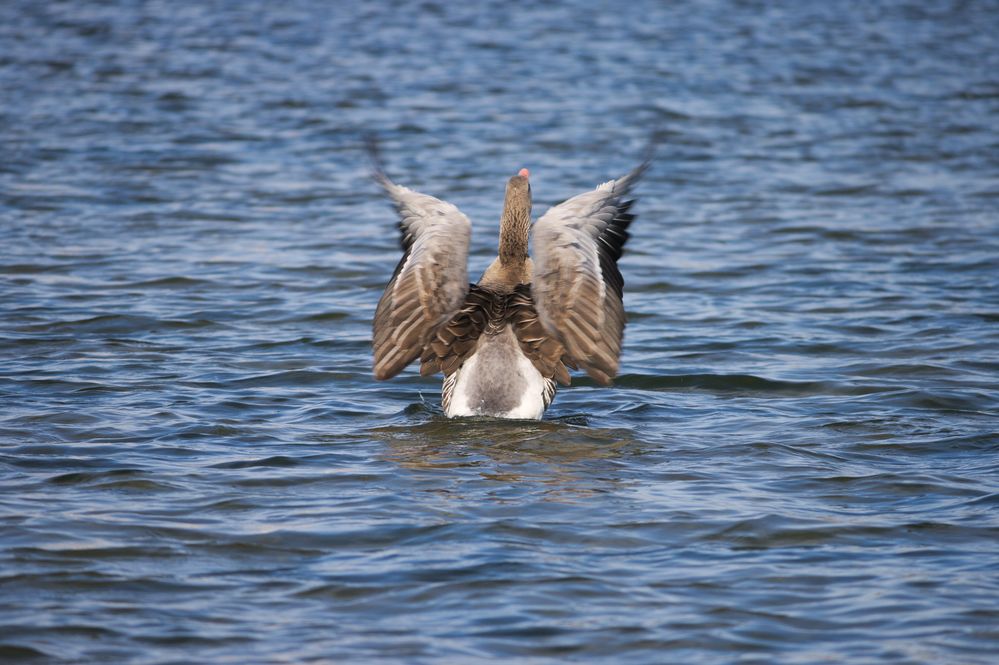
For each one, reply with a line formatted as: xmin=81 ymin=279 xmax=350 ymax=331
xmin=498 ymin=175 xmax=532 ymax=265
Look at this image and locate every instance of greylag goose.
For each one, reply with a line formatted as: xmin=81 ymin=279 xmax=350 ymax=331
xmin=370 ymin=147 xmax=648 ymax=419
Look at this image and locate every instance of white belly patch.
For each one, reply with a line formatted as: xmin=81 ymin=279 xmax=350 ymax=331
xmin=444 ymin=329 xmax=548 ymax=420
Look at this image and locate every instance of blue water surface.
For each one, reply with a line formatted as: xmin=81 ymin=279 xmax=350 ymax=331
xmin=2 ymin=1 xmax=998 ymax=663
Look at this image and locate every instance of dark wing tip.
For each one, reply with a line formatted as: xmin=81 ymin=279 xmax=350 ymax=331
xmin=617 ymin=135 xmax=657 ymax=191
xmin=640 ymin=137 xmax=658 ymax=169
xmin=363 ymin=132 xmax=392 ymax=187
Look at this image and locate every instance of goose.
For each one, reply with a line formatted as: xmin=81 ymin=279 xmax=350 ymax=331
xmin=370 ymin=145 xmax=649 ymax=419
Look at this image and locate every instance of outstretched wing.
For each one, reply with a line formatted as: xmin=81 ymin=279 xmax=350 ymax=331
xmin=530 ymin=162 xmax=648 ymax=385
xmin=372 ymin=171 xmax=472 ymax=380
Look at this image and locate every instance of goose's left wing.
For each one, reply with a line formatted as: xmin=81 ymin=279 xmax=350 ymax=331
xmin=530 ymin=162 xmax=648 ymax=385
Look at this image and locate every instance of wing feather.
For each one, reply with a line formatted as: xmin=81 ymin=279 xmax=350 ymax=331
xmin=420 ymin=285 xmax=496 ymax=378
xmin=421 ymin=284 xmax=574 ymax=389
xmin=530 ymin=162 xmax=647 ymax=385
xmin=372 ymin=172 xmax=471 ymax=380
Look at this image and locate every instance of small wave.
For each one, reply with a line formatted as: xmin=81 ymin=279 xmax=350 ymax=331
xmin=881 ymin=388 xmax=996 ymax=413
xmin=44 ymin=468 xmax=181 ymax=492
xmin=613 ymin=373 xmax=894 ymax=397
xmin=705 ymin=514 xmax=999 ymax=550
xmin=48 ymin=468 xmax=145 ymax=485
xmin=0 ymin=643 xmax=52 ymax=660
xmin=297 ymin=311 xmax=350 ymax=322
xmin=110 ymin=276 xmax=218 ymax=289
xmin=18 ymin=314 xmax=226 ymax=335
xmin=232 ymin=369 xmax=348 ymax=387
xmin=210 ymin=455 xmax=300 ymax=469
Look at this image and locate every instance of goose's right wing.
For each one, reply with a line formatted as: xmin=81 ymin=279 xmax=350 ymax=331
xmin=372 ymin=172 xmax=472 ymax=380
xmin=530 ymin=162 xmax=647 ymax=385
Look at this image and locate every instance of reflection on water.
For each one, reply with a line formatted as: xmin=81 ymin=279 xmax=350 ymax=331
xmin=376 ymin=416 xmax=640 ymax=498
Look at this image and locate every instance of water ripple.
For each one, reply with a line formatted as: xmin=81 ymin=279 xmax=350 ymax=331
xmin=1 ymin=0 xmax=998 ymax=662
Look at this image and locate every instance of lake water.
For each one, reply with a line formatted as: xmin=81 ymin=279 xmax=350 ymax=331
xmin=2 ymin=1 xmax=998 ymax=662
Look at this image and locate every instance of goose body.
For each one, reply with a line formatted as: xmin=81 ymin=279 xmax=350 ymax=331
xmin=370 ymin=150 xmax=648 ymax=419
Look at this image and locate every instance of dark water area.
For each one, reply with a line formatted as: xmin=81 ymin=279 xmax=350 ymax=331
xmin=2 ymin=0 xmax=998 ymax=662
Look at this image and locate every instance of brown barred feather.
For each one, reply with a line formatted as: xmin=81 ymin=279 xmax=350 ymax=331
xmin=419 ymin=284 xmax=572 ymax=386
